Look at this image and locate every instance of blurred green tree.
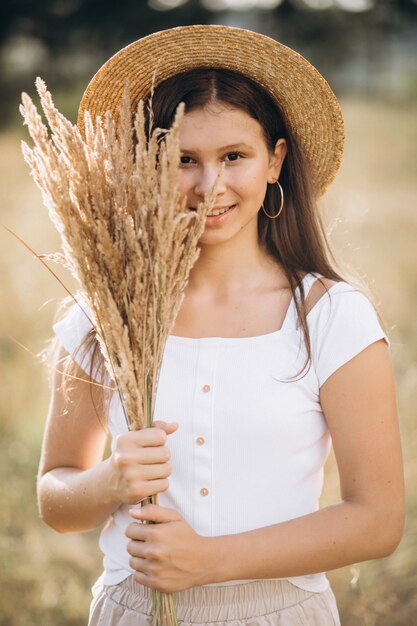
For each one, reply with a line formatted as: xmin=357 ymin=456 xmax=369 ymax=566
xmin=0 ymin=0 xmax=416 ymax=127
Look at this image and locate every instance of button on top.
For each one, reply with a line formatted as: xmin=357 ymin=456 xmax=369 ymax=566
xmin=202 ymin=384 xmax=211 ymax=392
xmin=196 ymin=436 xmax=205 ymax=445
xmin=200 ymin=488 xmax=209 ymax=496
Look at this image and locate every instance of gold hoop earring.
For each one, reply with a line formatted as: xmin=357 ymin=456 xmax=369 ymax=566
xmin=261 ymin=180 xmax=284 ymax=219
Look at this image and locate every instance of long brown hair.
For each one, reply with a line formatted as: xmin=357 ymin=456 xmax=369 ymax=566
xmin=54 ymin=67 xmax=347 ymax=410
xmin=141 ymin=68 xmax=344 ymax=373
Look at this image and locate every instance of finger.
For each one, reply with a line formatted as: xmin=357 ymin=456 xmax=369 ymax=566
xmin=129 ymin=555 xmax=148 ymax=575
xmin=125 ymin=521 xmax=147 ymax=541
xmin=132 ymin=427 xmax=168 ymax=447
xmin=129 ymin=503 xmax=181 ymax=523
xmin=126 ymin=538 xmax=147 ymax=558
xmin=144 ymin=477 xmax=171 ymax=496
xmin=153 ymin=420 xmax=179 ymax=435
xmin=128 ymin=477 xmax=170 ymax=501
xmin=140 ymin=462 xmax=172 ymax=480
xmin=125 ymin=477 xmax=170 ymax=505
xmin=132 ymin=570 xmax=154 ymax=589
xmin=136 ymin=446 xmax=171 ymax=465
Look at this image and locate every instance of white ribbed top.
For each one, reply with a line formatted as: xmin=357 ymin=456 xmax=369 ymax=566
xmin=53 ymin=274 xmax=389 ymax=592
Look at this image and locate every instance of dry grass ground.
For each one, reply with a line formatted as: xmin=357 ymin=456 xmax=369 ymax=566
xmin=0 ymin=96 xmax=416 ymax=625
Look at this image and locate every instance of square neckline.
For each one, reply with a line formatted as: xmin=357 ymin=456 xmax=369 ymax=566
xmin=167 ymin=273 xmax=321 ymax=345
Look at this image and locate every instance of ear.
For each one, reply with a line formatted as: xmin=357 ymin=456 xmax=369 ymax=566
xmin=267 ymin=138 xmax=287 ymax=184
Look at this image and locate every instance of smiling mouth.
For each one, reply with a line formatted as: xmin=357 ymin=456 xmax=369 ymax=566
xmin=189 ymin=204 xmax=236 ymax=216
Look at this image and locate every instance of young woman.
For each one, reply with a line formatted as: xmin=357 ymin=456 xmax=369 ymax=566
xmin=38 ymin=25 xmax=405 ymax=625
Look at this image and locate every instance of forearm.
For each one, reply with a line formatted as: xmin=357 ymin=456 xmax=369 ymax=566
xmin=203 ymin=500 xmax=403 ymax=584
xmin=37 ymin=457 xmax=119 ymax=533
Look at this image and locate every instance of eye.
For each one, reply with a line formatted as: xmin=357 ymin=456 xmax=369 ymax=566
xmin=179 ymin=156 xmax=194 ymax=165
xmin=224 ymin=152 xmax=243 ymax=162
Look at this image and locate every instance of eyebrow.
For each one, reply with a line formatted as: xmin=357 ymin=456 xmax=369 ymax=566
xmin=180 ymin=143 xmax=254 ymax=154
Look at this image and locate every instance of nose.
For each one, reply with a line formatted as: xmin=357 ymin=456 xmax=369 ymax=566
xmin=193 ymin=165 xmax=227 ymax=199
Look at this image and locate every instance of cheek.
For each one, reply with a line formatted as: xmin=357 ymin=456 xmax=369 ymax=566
xmin=231 ymin=168 xmax=265 ymax=198
xmin=237 ymin=158 xmax=268 ymax=184
xmin=178 ymin=172 xmax=193 ymax=198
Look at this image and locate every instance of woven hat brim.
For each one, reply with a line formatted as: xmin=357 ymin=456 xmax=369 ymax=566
xmin=77 ymin=24 xmax=344 ymax=197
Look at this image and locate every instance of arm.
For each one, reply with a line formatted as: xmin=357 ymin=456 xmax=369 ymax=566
xmin=204 ymin=338 xmax=405 ymax=583
xmin=37 ymin=343 xmax=177 ymax=534
xmin=126 ymin=338 xmax=405 ymax=591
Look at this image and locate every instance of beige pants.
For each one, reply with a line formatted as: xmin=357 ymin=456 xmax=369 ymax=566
xmin=88 ymin=575 xmax=341 ymax=625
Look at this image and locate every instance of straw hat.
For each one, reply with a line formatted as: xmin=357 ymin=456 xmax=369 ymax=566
xmin=78 ymin=24 xmax=344 ymax=196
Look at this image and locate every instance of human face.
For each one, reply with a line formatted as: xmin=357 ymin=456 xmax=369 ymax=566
xmin=178 ymin=103 xmax=287 ymax=245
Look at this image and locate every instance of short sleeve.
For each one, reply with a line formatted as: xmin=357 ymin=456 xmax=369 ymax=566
xmin=309 ymin=283 xmax=390 ymax=388
xmin=52 ymin=295 xmax=95 ymax=376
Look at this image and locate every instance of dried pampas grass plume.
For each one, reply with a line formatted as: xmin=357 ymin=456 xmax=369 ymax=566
xmin=20 ymin=76 xmax=222 ymax=626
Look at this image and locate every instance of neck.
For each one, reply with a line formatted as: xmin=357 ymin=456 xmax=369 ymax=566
xmin=186 ymin=231 xmax=285 ymax=299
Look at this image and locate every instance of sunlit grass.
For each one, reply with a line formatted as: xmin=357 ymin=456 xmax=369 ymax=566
xmin=1 ymin=95 xmax=416 ymax=625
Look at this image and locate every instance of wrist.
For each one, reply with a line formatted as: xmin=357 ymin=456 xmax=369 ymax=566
xmin=197 ymin=535 xmax=236 ymax=585
xmin=100 ymin=456 xmax=123 ymax=509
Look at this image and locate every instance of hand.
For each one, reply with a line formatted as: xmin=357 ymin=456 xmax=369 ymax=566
xmin=106 ymin=421 xmax=179 ymax=506
xmin=125 ymin=504 xmax=213 ymax=592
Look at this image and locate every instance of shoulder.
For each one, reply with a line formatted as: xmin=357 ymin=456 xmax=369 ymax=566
xmin=305 ymin=277 xmax=339 ymax=316
xmin=52 ymin=295 xmax=96 ymax=376
xmin=303 ymin=275 xmax=377 ymax=320
xmin=53 ymin=295 xmax=94 ymax=337
xmin=303 ymin=276 xmax=389 ymax=387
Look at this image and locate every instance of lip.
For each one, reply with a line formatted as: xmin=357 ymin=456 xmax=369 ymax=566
xmin=188 ymin=204 xmax=237 ymax=225
xmin=205 ymin=204 xmax=236 ymax=224
xmin=189 ymin=205 xmax=234 ymax=211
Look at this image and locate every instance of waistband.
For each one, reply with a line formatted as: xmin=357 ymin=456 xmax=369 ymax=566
xmin=101 ymin=575 xmax=335 ymax=622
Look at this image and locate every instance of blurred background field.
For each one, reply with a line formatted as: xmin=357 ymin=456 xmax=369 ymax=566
xmin=1 ymin=1 xmax=416 ymax=625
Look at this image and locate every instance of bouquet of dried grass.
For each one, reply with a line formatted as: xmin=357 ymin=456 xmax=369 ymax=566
xmin=20 ymin=77 xmax=221 ymax=626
